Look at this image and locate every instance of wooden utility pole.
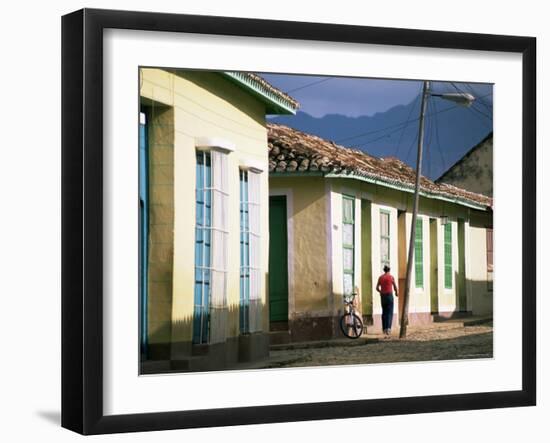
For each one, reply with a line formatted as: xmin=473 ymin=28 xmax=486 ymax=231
xmin=399 ymin=80 xmax=430 ymax=339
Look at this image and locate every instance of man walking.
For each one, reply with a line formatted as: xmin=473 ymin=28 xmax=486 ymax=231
xmin=376 ymin=265 xmax=398 ymax=337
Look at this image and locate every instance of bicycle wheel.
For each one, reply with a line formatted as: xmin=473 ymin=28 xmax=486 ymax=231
xmin=339 ymin=313 xmax=364 ymax=339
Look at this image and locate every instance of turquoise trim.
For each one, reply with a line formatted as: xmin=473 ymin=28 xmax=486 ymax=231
xmin=272 ymin=169 xmax=487 ymax=209
xmin=239 ymin=170 xmax=251 ymax=334
xmin=193 ymin=151 xmax=212 ymax=344
xmin=139 ymin=112 xmax=149 ymax=357
xmin=324 ymin=171 xmax=489 ymax=211
xmin=269 ymin=171 xmax=324 ymax=178
xmin=223 ymin=72 xmax=297 ymax=115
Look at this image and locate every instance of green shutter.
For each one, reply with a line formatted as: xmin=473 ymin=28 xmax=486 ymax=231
xmin=342 ymin=196 xmax=355 ymax=296
xmin=415 ymin=218 xmax=423 ymax=288
xmin=444 ymin=223 xmax=452 ymax=289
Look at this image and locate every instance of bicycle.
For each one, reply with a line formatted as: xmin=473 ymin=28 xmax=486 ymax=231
xmin=339 ymin=292 xmax=364 ymax=339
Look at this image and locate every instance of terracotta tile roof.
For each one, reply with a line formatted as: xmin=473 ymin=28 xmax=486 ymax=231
xmin=268 ymin=123 xmax=493 ymax=210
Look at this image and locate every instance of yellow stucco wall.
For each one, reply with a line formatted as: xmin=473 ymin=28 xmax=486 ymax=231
xmin=144 ymin=106 xmax=175 ymax=351
xmin=140 ymin=68 xmax=270 ymax=347
xmin=269 ymin=176 xmax=331 ymax=317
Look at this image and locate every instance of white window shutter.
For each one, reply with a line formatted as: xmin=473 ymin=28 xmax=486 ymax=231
xmin=209 ymin=149 xmax=229 ymax=343
xmin=247 ymin=171 xmax=262 ymax=332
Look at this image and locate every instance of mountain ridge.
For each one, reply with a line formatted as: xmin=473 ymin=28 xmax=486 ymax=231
xmin=269 ymin=96 xmax=492 ymax=180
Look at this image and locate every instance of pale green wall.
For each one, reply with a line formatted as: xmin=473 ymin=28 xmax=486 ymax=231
xmin=270 ymin=173 xmax=493 ymax=320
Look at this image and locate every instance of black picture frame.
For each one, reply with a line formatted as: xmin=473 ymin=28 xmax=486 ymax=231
xmin=61 ymin=8 xmax=536 ymax=435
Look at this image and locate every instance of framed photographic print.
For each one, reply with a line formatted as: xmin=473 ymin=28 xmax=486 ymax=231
xmin=61 ymin=8 xmax=536 ymax=435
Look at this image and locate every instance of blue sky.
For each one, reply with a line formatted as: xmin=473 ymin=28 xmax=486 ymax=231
xmin=260 ymin=73 xmax=493 ymax=119
xmin=259 ymin=72 xmax=493 ymax=180
xmin=261 ymin=74 xmax=421 ymax=117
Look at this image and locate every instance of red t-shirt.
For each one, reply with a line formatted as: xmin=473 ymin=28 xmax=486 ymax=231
xmin=377 ymin=273 xmax=395 ymax=295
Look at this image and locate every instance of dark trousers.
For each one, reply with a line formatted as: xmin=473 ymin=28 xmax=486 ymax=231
xmin=381 ymin=294 xmax=394 ymax=331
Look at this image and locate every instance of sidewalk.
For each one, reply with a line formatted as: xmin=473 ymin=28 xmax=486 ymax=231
xmin=254 ymin=316 xmax=494 ymax=369
xmin=270 ymin=315 xmax=492 ymax=351
xmin=143 ymin=316 xmax=494 ymax=373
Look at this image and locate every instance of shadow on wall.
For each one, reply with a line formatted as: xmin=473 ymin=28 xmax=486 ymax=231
xmin=376 ymin=276 xmax=494 ymax=330
xmin=465 ymin=277 xmax=493 ymax=316
xmin=435 ymin=275 xmax=493 ymax=319
xmin=143 ymin=300 xmax=270 ymax=374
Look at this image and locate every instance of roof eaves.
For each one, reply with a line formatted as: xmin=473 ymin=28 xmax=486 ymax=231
xmin=223 ymin=72 xmax=298 ymax=115
xmin=324 ymin=170 xmax=490 ymax=211
xmin=269 ymin=171 xmax=325 ymax=178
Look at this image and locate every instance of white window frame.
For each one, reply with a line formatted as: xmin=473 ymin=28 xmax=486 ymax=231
xmin=239 ymin=162 xmax=263 ymax=333
xmin=194 ymin=143 xmax=231 ymax=344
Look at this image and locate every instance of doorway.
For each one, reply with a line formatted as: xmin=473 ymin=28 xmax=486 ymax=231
xmin=268 ymin=196 xmax=289 ymax=328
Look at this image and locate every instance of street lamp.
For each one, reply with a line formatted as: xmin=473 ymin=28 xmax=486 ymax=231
xmin=431 ymin=92 xmax=476 ymax=107
xmin=399 ymin=81 xmax=475 ymax=339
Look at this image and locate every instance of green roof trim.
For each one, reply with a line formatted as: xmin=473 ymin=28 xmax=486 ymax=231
xmin=222 ymin=72 xmax=298 ymax=115
xmin=324 ymin=171 xmax=489 ymax=211
xmin=269 ymin=170 xmax=489 ymax=211
xmin=269 ymin=171 xmax=324 ymax=178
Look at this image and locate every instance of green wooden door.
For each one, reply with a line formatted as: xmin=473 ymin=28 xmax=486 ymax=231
xmin=269 ymin=196 xmax=289 ymax=323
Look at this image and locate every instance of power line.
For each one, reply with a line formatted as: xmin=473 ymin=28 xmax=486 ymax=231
xmin=393 ymin=83 xmax=423 ymax=157
xmin=335 ymin=91 xmax=493 ymax=145
xmin=464 ymin=83 xmax=493 ymax=114
xmin=449 ymin=82 xmax=493 ymax=122
xmin=468 ymin=102 xmax=493 ymax=123
xmin=423 ymin=99 xmax=431 ymax=178
xmin=354 ymin=110 xmax=424 ymax=148
xmin=354 ymin=130 xmax=399 ymax=148
xmin=352 ymin=85 xmax=489 ymax=179
xmin=405 ymin=126 xmax=419 ymax=165
xmin=465 ymin=83 xmax=493 ymax=108
xmin=337 ymin=118 xmax=413 ymax=143
xmin=285 ymin=78 xmax=331 ymax=94
xmin=425 ymin=98 xmax=436 ymax=179
xmin=432 ymin=97 xmax=447 ymax=174
xmin=448 ymin=82 xmax=493 ymax=129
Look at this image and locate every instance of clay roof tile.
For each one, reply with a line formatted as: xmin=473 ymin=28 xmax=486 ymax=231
xmin=268 ymin=123 xmax=492 ymax=209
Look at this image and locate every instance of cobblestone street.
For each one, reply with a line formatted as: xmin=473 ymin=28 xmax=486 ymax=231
xmin=264 ymin=321 xmax=493 ymax=369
